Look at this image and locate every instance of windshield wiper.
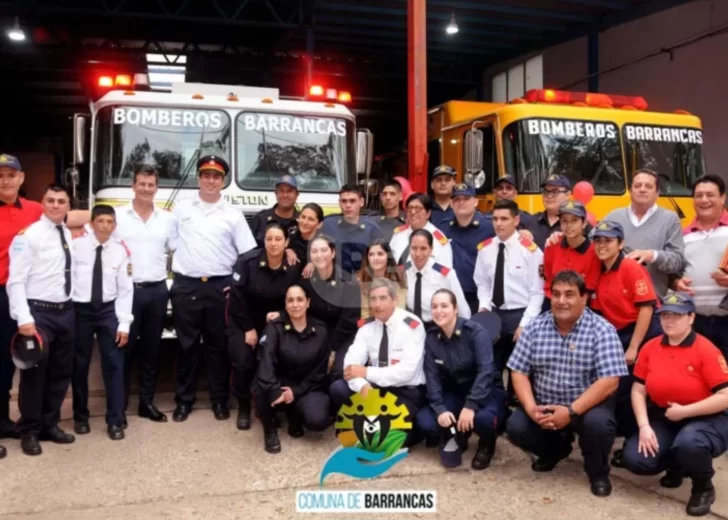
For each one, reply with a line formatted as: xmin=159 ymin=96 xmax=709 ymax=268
xmin=165 ymin=128 xmax=206 ymax=211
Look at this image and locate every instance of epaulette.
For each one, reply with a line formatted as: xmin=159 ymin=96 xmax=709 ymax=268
xmin=432 ymin=229 xmax=448 ymax=245
xmin=16 ymin=226 xmax=28 ymax=236
xmin=520 ymin=237 xmax=538 ymax=252
xmin=357 ymin=317 xmax=375 ymax=328
xmin=403 ymin=316 xmax=420 ymax=329
xmin=477 ymin=238 xmax=493 ymax=251
xmin=432 ymin=262 xmax=450 ymax=276
xmin=393 ymin=224 xmax=410 ymax=234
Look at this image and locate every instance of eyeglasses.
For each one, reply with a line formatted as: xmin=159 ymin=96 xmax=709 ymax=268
xmin=542 ymin=189 xmax=568 ymax=198
xmin=407 ymin=206 xmax=426 ymax=214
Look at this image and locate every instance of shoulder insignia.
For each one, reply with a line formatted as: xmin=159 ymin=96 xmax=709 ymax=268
xmin=449 ymin=221 xmax=454 ymax=226
xmin=520 ymin=237 xmax=537 ymax=252
xmin=120 ymin=239 xmax=131 ymax=257
xmin=357 ymin=317 xmax=375 ymax=328
xmin=477 ymin=238 xmax=493 ymax=251
xmin=432 ymin=262 xmax=450 ymax=276
xmin=473 ymin=220 xmax=480 ymax=227
xmin=403 ymin=316 xmax=420 ymax=329
xmin=267 ymin=215 xmax=272 ymax=221
xmin=393 ymin=224 xmax=410 ymax=234
xmin=432 ymin=229 xmax=448 ymax=245
xmin=16 ymin=227 xmax=27 ymax=236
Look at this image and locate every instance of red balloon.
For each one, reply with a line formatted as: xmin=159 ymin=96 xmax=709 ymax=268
xmin=394 ymin=176 xmax=413 ymax=209
xmin=586 ymin=211 xmax=597 ymax=227
xmin=573 ymin=181 xmax=595 ymax=205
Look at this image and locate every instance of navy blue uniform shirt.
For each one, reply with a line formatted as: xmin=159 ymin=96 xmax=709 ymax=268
xmin=366 ymin=210 xmax=406 ymax=243
xmin=442 ymin=213 xmax=495 ymax=296
xmin=320 ymin=216 xmax=382 ymax=275
xmin=431 ymin=202 xmax=455 ymax=230
xmin=423 ymin=317 xmax=496 ymax=415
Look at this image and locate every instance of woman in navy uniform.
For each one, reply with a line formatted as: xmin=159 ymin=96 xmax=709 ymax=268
xmin=228 ymin=223 xmax=303 ymax=430
xmin=255 ymin=284 xmax=333 ymax=454
xmin=415 ymin=289 xmax=507 ymax=470
xmin=285 ymin=203 xmax=324 ymax=267
xmin=299 ymin=235 xmax=361 ymax=380
xmin=623 ymin=292 xmax=728 ymax=517
xmin=356 ymin=240 xmax=407 ymax=318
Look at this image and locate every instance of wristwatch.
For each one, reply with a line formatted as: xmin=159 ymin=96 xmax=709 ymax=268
xmin=567 ymin=404 xmax=579 ymax=419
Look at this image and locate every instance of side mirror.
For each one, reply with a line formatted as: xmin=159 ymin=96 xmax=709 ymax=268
xmin=464 ymin=127 xmax=483 ymax=175
xmin=356 ymin=129 xmax=374 ymax=177
xmin=73 ymin=114 xmax=88 ymax=166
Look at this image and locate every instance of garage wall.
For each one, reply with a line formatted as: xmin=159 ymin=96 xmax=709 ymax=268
xmin=482 ymin=0 xmax=728 ymax=174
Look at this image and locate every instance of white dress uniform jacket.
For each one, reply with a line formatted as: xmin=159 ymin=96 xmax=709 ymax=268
xmin=344 ymin=307 xmax=426 ymax=393
xmin=170 ymin=194 xmax=256 ymax=277
xmin=113 ymin=203 xmax=176 ymax=283
xmin=72 ymin=233 xmax=135 ymax=334
xmin=473 ymin=232 xmax=544 ymax=329
xmin=404 ymin=257 xmax=471 ymax=323
xmin=7 ymin=215 xmax=73 ymax=327
xmin=389 ymin=221 xmax=453 ymax=268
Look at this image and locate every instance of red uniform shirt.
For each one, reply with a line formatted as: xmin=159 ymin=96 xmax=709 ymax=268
xmin=543 ymin=238 xmax=601 ymax=298
xmin=590 ymin=253 xmax=657 ymax=330
xmin=634 ymin=332 xmax=728 ymax=408
xmin=0 ymin=198 xmax=43 ymax=285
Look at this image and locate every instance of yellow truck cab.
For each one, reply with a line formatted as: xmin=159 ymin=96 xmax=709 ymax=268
xmin=428 ymin=89 xmax=705 ymax=224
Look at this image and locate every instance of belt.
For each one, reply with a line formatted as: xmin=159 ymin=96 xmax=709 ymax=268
xmin=28 ymin=299 xmax=71 ymax=311
xmin=173 ymin=273 xmax=230 ymax=283
xmin=134 ymin=280 xmax=166 ymax=289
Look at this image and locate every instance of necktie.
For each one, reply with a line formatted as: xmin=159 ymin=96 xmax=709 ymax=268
xmin=91 ymin=244 xmax=103 ymax=308
xmin=56 ymin=225 xmax=72 ymax=296
xmin=413 ymin=272 xmax=423 ymax=320
xmin=378 ymin=323 xmax=389 ymax=367
xmin=492 ymin=243 xmax=505 ymax=309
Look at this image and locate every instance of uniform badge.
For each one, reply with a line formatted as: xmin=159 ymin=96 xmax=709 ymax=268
xmin=360 ymin=224 xmax=365 ymax=230
xmin=597 ymin=222 xmax=610 ymax=231
xmin=267 ymin=216 xmax=272 ymax=221
xmin=403 ymin=316 xmax=420 ymax=329
xmin=391 ymin=359 xmax=400 ymax=365
xmin=260 ymin=261 xmax=266 ymax=267
xmin=635 ymin=280 xmax=649 ymax=296
xmin=454 ymin=329 xmax=461 ymax=336
xmin=127 ymin=264 xmax=132 ymax=276
xmin=284 ymin=324 xmax=291 ymax=331
xmin=665 ymin=294 xmax=680 ymax=304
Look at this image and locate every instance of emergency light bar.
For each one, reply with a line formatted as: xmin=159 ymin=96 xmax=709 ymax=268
xmin=307 ymin=84 xmax=352 ymax=104
xmin=523 ymin=89 xmax=649 ymax=111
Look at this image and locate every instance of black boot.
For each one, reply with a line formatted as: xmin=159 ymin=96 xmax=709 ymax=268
xmin=660 ymin=469 xmax=684 ymax=488
xmin=687 ymin=481 xmax=715 ymax=517
xmin=0 ymin=415 xmax=19 ymax=440
xmin=237 ymin=399 xmax=251 ymax=430
xmin=21 ymin=434 xmax=42 ymax=456
xmin=471 ymin=434 xmax=495 ymax=470
xmin=264 ymin=428 xmax=281 ymax=454
xmin=287 ymin=411 xmax=304 ymax=438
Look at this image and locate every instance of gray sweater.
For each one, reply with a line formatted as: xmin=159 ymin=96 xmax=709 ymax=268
xmin=604 ymin=207 xmax=686 ymax=296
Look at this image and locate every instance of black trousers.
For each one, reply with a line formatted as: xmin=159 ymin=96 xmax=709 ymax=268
xmin=227 ymin=324 xmax=257 ymax=401
xmin=493 ymin=308 xmax=525 ymax=399
xmin=73 ymin=302 xmax=125 ymax=427
xmin=506 ymin=397 xmax=617 ymax=480
xmin=464 ymin=292 xmax=479 ymax=317
xmin=170 ymin=275 xmax=230 ymax=407
xmin=255 ymin=389 xmax=332 ymax=431
xmin=0 ymin=286 xmax=16 ymax=421
xmin=17 ymin=301 xmax=75 ymax=435
xmin=124 ymin=281 xmax=168 ymax=409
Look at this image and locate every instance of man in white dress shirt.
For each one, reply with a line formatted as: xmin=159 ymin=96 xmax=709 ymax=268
xmin=474 ymin=199 xmax=544 ymax=400
xmin=7 ymin=184 xmax=77 ymax=456
xmin=329 ymin=278 xmax=427 ymax=433
xmin=115 ymin=165 xmax=175 ymax=423
xmin=71 ymin=205 xmax=134 ymax=441
xmin=169 ymin=154 xmax=256 ymax=423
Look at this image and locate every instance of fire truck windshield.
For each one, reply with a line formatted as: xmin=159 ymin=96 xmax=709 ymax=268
xmin=503 ymin=118 xmax=625 ymax=195
xmin=622 ymin=124 xmax=705 ymax=196
xmin=235 ymin=112 xmax=352 ymax=193
xmin=93 ymin=106 xmax=231 ymax=189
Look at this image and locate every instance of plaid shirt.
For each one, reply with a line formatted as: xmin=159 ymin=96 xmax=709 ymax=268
xmin=507 ymin=308 xmax=628 ymax=405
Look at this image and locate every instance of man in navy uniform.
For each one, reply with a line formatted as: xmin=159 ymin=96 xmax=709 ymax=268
xmin=442 ymin=183 xmax=494 ymax=315
xmin=491 ymin=175 xmax=538 ymax=233
xmin=368 ymin=179 xmax=406 ymax=243
xmin=249 ymin=175 xmax=299 ymax=247
xmin=430 ymin=165 xmax=457 ymax=229
xmin=7 ymin=184 xmax=77 ymax=456
xmin=320 ymin=184 xmax=382 ymax=276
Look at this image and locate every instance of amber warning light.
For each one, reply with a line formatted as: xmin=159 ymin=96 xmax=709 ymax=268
xmin=308 ymin=85 xmax=352 ymax=104
xmin=523 ymin=89 xmax=649 ymax=111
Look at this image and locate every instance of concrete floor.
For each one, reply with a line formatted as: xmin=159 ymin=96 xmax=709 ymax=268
xmin=1 ymin=390 xmax=727 ymax=520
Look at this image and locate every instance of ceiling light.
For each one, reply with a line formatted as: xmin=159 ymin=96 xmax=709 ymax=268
xmin=446 ymin=13 xmax=459 ymax=35
xmin=7 ymin=17 xmax=25 ymax=42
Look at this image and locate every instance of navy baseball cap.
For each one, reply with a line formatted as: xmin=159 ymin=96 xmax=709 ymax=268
xmin=558 ymin=200 xmax=587 ymax=219
xmin=432 ymin=165 xmax=456 ymax=178
xmin=494 ymin=175 xmax=516 ymax=187
xmin=451 ymin=183 xmax=475 ymax=198
xmin=658 ymin=292 xmax=696 ymax=315
xmin=275 ymin=175 xmax=298 ymax=190
xmin=592 ymin=220 xmax=624 ymax=240
xmin=198 ymin=154 xmax=229 ymax=175
xmin=541 ymin=174 xmax=571 ymax=190
xmin=0 ymin=154 xmax=22 ymax=170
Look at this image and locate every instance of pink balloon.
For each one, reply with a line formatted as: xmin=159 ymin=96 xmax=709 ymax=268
xmin=586 ymin=211 xmax=597 ymax=227
xmin=394 ymin=176 xmax=413 ymax=209
xmin=573 ymin=181 xmax=595 ymax=205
